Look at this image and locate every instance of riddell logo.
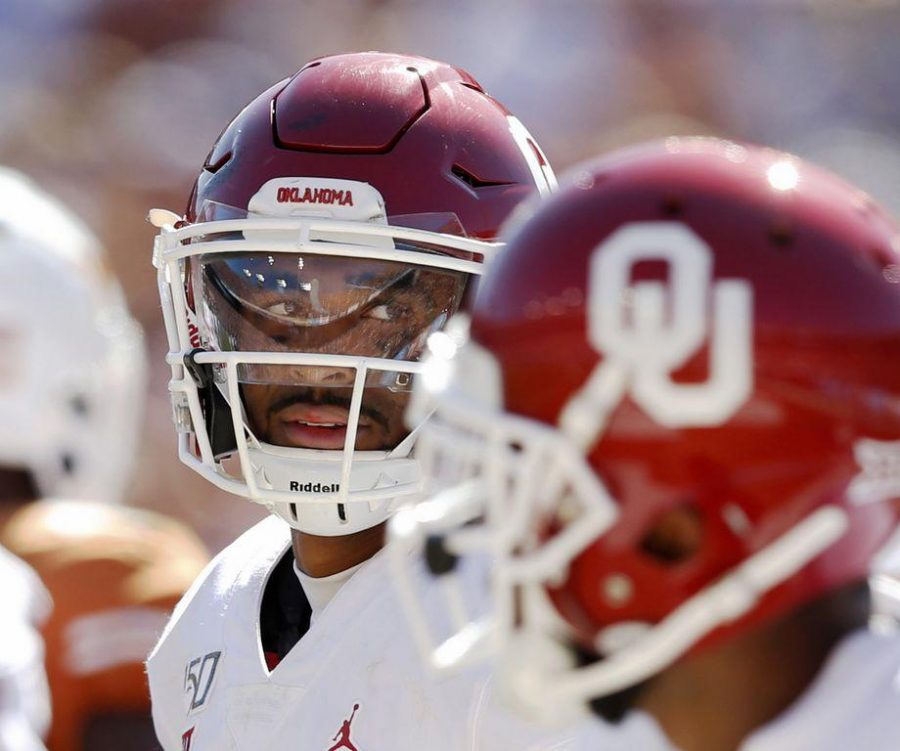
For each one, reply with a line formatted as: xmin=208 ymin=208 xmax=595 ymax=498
xmin=276 ymin=186 xmax=354 ymax=207
xmin=290 ymin=481 xmax=340 ymax=493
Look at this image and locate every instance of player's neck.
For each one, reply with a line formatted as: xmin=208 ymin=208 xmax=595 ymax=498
xmin=291 ymin=522 xmax=387 ymax=578
xmin=633 ymin=584 xmax=868 ymax=751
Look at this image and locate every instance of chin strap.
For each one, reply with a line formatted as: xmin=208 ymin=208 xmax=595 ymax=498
xmin=183 ymin=348 xmax=238 ymax=458
xmin=251 ymin=445 xmax=422 ymax=535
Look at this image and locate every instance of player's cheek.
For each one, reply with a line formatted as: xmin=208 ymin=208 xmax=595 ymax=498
xmin=240 ymin=384 xmax=275 ymax=434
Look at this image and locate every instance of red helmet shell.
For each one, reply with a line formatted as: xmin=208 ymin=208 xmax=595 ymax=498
xmin=472 ymin=137 xmax=900 ymax=652
xmin=187 ymin=52 xmax=551 ymax=239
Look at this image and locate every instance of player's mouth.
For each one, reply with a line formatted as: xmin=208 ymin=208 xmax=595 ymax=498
xmin=274 ymin=402 xmax=374 ymax=450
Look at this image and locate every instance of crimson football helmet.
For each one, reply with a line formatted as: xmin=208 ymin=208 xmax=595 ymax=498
xmin=151 ymin=52 xmax=555 ymax=536
xmin=390 ymin=137 xmax=900 ymax=721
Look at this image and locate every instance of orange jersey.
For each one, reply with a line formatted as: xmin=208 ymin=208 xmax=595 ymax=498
xmin=0 ymin=500 xmax=209 ymax=751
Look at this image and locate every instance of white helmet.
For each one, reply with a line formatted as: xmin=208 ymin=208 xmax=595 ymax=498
xmin=0 ymin=168 xmax=146 ymax=503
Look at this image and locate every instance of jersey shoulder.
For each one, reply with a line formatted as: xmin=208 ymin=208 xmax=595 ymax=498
xmin=150 ymin=514 xmax=290 ymax=659
xmin=146 ymin=515 xmax=289 ymax=751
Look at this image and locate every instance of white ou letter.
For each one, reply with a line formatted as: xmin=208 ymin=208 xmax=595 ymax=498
xmin=561 ymin=222 xmax=753 ymax=448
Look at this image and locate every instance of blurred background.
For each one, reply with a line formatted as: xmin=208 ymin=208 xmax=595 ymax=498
xmin=3 ymin=0 xmax=900 ymax=552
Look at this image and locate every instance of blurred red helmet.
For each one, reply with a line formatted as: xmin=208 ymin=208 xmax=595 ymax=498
xmin=150 ymin=52 xmax=555 ymax=537
xmin=395 ymin=137 xmax=900 ymax=719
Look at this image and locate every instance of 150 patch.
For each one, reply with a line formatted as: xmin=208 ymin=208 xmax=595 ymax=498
xmin=185 ymin=651 xmax=221 ymax=715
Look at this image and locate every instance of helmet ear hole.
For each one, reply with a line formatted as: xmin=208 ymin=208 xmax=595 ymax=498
xmin=450 ymin=164 xmax=512 ymax=190
xmin=639 ymin=504 xmax=703 ymax=565
xmin=61 ymin=453 xmax=76 ymax=475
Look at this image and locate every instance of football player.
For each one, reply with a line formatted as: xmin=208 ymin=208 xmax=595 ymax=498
xmin=394 ymin=137 xmax=900 ymax=749
xmin=146 ymin=51 xmax=614 ymax=749
xmin=0 ymin=167 xmax=209 ymax=751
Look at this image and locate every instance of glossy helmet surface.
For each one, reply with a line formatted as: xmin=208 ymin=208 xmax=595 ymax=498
xmin=393 ymin=137 xmax=900 ymax=719
xmin=151 ymin=52 xmax=555 ymax=536
xmin=0 ymin=168 xmax=145 ymax=503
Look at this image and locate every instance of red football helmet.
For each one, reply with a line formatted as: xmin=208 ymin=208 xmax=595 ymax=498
xmin=391 ymin=137 xmax=900 ymax=720
xmin=150 ymin=52 xmax=555 ymax=536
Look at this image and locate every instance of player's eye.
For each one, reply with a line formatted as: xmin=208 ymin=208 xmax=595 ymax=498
xmin=363 ymin=304 xmax=394 ymax=321
xmin=362 ymin=298 xmax=413 ymax=322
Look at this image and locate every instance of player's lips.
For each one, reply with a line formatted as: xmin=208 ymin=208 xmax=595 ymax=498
xmin=275 ymin=403 xmax=372 ymax=450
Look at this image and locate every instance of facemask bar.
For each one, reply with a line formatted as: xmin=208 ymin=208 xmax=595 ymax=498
xmin=389 ymin=480 xmax=498 ymax=672
xmin=178 ymin=347 xmax=423 ymax=486
xmin=153 ymin=215 xmax=501 ymax=271
xmin=388 ymin=335 xmax=858 ymax=724
xmin=151 ymin=211 xmax=500 ymax=534
xmin=388 ymin=375 xmax=618 ymax=675
xmin=500 ymin=505 xmax=850 ymax=724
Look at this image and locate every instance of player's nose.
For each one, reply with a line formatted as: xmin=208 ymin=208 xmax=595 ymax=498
xmin=246 ymin=361 xmax=358 ymax=388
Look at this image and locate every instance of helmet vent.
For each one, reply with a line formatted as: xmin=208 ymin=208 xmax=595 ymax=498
xmin=204 ymin=150 xmax=232 ymax=175
xmin=767 ymin=220 xmax=795 ymax=249
xmin=659 ymin=195 xmax=684 ymax=218
xmin=458 ymin=81 xmax=485 ymax=94
xmin=639 ymin=505 xmax=702 ymax=564
xmin=451 ymin=164 xmax=513 ymax=190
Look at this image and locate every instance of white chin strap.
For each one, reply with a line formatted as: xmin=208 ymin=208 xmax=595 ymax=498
xmin=248 ymin=438 xmax=422 ymax=536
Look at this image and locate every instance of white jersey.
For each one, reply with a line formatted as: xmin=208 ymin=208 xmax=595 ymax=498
xmin=594 ymin=628 xmax=900 ymax=751
xmin=148 ymin=516 xmax=612 ymax=751
xmin=0 ymin=545 xmax=51 ymax=751
xmin=741 ymin=627 xmax=900 ymax=751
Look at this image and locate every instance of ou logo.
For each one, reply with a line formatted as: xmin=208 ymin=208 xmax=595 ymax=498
xmin=561 ymin=222 xmax=753 ymax=449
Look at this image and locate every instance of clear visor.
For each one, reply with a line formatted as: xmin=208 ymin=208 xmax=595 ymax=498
xmin=183 ymin=200 xmax=473 ymax=455
xmin=193 ymin=251 xmax=468 ymax=387
xmin=233 ymin=364 xmax=418 ymax=453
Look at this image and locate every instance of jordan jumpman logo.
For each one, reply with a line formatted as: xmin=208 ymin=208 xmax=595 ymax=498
xmin=327 ymin=704 xmax=361 ymax=751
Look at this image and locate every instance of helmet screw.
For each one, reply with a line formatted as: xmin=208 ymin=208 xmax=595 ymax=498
xmin=602 ymin=573 xmax=633 ymax=607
